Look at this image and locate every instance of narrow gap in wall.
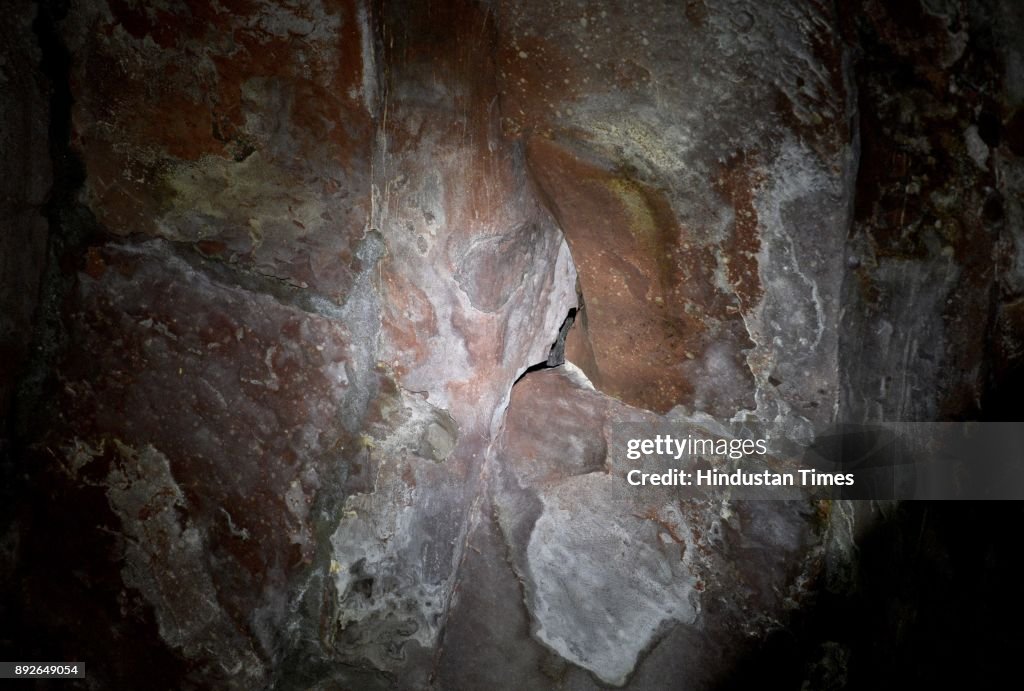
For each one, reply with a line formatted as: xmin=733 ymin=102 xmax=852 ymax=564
xmin=514 ymin=307 xmax=577 ymax=385
xmin=545 ymin=306 xmax=577 ymax=367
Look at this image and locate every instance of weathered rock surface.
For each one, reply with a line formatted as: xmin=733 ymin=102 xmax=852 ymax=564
xmin=838 ymin=0 xmax=1013 ymax=422
xmin=979 ymin=0 xmax=1024 ymax=418
xmin=36 ymin=238 xmax=396 ymax=686
xmin=2 ymin=0 xmax=1023 ymax=689
xmin=61 ymin=0 xmax=378 ymax=301
xmin=443 ymin=366 xmax=826 ymax=687
xmin=373 ymin=0 xmax=577 ymax=434
xmin=499 ymin=0 xmax=856 ymax=424
xmin=11 ymin=0 xmax=574 ymax=688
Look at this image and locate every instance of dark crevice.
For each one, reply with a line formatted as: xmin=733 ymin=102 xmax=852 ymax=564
xmin=3 ymin=5 xmax=188 ymax=689
xmin=511 ymin=256 xmax=590 ymax=390
xmin=545 ymin=307 xmax=576 ymax=367
xmin=513 ymin=307 xmax=577 ymax=387
xmin=15 ymin=0 xmax=100 ymax=441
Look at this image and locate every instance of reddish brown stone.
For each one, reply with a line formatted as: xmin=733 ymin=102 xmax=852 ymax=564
xmin=480 ymin=366 xmax=827 ymax=686
xmin=68 ymin=0 xmax=375 ymax=298
xmin=7 ymin=1 xmax=1022 ymax=688
xmin=527 ymin=136 xmax=755 ymax=415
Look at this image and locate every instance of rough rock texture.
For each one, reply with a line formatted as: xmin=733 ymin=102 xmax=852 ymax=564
xmin=441 ymin=366 xmax=827 ymax=688
xmin=2 ymin=0 xmax=1023 ymax=690
xmin=984 ymin=0 xmax=1024 ymax=418
xmin=501 ymin=0 xmax=856 ymax=425
xmin=838 ymin=0 xmax=1012 ymax=422
xmin=36 ymin=238 xmax=395 ymax=687
xmin=10 ymin=1 xmax=574 ymax=688
xmin=373 ymin=0 xmax=577 ymax=434
xmin=63 ymin=0 xmax=376 ymax=298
